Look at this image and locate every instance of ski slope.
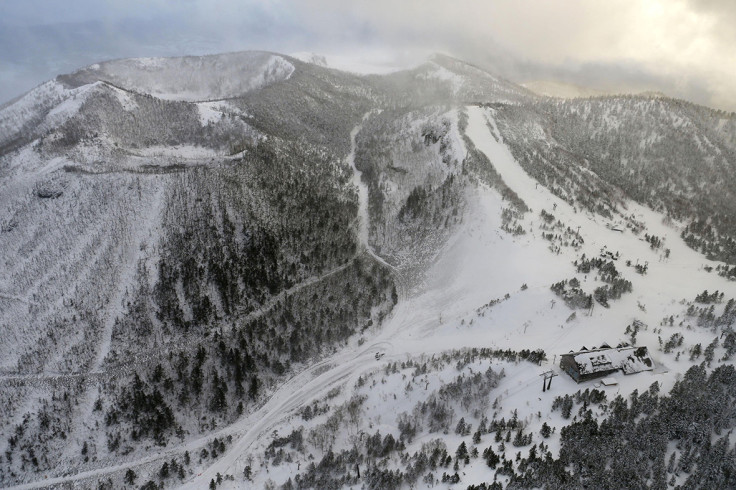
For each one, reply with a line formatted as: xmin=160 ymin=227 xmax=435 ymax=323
xmin=182 ymin=105 xmax=736 ymax=488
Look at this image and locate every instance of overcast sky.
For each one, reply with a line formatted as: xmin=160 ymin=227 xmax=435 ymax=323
xmin=1 ymin=0 xmax=735 ymax=111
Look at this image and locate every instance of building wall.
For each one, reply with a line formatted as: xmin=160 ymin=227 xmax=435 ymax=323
xmin=560 ymin=355 xmax=580 ymax=382
xmin=579 ymin=368 xmax=618 ymax=383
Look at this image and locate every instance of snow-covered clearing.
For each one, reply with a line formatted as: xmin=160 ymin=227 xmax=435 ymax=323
xmin=196 ymin=102 xmax=226 ymax=126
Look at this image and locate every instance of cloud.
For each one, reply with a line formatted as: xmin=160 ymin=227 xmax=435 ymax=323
xmin=0 ymin=0 xmax=735 ymax=111
xmin=284 ymin=0 xmax=736 ymax=110
xmin=685 ymin=0 xmax=736 ymax=43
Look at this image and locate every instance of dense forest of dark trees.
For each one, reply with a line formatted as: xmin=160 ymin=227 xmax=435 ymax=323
xmin=551 ymin=254 xmax=633 ymax=310
xmin=502 ymin=364 xmax=736 ymax=489
xmin=276 ymin=363 xmax=736 ymax=490
xmin=492 ymin=96 xmax=736 ymax=264
xmin=551 ymin=277 xmax=593 ymax=310
xmin=98 ymin=132 xmax=398 ymax=451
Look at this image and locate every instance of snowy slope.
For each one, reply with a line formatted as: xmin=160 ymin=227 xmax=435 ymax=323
xmin=1 ymin=50 xmax=735 ymax=489
xmin=179 ymin=105 xmax=736 ymax=489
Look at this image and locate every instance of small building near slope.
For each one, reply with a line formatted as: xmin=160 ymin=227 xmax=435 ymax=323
xmin=560 ymin=344 xmax=654 ymax=383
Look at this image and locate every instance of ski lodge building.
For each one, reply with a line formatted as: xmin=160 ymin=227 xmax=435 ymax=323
xmin=560 ymin=344 xmax=654 ymax=383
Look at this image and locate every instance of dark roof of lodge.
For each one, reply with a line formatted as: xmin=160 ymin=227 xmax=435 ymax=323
xmin=562 ymin=345 xmax=654 ymax=376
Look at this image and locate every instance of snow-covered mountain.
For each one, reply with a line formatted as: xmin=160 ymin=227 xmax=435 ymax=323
xmin=1 ymin=50 xmax=736 ymax=489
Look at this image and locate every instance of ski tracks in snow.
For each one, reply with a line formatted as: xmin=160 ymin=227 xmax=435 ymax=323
xmin=56 ymin=181 xmax=166 ymax=465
